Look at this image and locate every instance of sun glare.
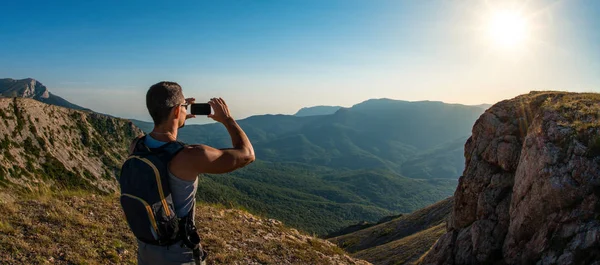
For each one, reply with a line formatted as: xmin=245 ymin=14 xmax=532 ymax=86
xmin=488 ymin=10 xmax=529 ymax=48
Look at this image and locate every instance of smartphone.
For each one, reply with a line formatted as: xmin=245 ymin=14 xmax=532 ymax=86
xmin=190 ymin=103 xmax=212 ymax=115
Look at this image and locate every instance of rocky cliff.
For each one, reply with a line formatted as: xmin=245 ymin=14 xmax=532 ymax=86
xmin=420 ymin=92 xmax=600 ymax=264
xmin=0 ymin=97 xmax=140 ymax=192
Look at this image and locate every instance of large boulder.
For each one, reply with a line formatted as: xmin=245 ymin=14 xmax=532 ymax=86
xmin=421 ymin=92 xmax=600 ymax=265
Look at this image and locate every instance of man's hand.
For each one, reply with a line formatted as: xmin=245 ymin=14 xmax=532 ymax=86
xmin=208 ymin=98 xmax=233 ymax=123
xmin=185 ymin=97 xmax=196 ymax=120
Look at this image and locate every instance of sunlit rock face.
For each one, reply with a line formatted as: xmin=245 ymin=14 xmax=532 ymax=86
xmin=421 ymin=92 xmax=600 ymax=265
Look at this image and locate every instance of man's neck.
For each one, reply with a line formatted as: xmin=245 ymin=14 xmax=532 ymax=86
xmin=151 ymin=123 xmax=178 ymax=142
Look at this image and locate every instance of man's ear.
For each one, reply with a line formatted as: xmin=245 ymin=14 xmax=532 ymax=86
xmin=173 ymin=105 xmax=181 ymax=119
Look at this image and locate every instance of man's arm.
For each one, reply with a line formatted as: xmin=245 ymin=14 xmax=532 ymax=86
xmin=221 ymin=117 xmax=254 ymax=158
xmin=170 ymin=98 xmax=255 ymax=179
xmin=186 ymin=143 xmax=254 ymax=174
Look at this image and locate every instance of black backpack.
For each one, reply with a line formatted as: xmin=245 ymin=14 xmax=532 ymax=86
xmin=118 ymin=135 xmax=187 ymax=245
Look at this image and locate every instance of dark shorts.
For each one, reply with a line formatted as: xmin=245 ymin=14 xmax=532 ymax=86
xmin=137 ymin=239 xmax=203 ymax=265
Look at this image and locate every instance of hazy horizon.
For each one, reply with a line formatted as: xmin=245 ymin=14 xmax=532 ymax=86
xmin=1 ymin=0 xmax=599 ymax=123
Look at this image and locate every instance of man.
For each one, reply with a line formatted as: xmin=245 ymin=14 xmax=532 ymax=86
xmin=130 ymin=81 xmax=255 ymax=264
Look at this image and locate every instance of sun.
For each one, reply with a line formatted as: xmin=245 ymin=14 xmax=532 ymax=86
xmin=487 ymin=10 xmax=529 ymax=48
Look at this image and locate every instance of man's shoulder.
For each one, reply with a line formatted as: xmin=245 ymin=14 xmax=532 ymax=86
xmin=176 ymin=144 xmax=212 ymax=160
xmin=170 ymin=144 xmax=216 ymax=178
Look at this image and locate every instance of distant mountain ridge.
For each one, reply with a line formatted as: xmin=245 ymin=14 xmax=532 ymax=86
xmin=0 ymin=78 xmax=90 ymax=111
xmin=295 ymin=105 xmax=342 ymax=116
xmin=135 ymin=97 xmax=484 ymax=174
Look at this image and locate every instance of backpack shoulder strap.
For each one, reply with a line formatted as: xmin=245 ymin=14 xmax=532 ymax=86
xmin=131 ymin=135 xmax=152 ymax=155
xmin=154 ymin=141 xmax=186 ymax=162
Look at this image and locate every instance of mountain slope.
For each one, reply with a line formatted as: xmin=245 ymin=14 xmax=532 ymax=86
xmin=0 ymin=189 xmax=370 ymax=265
xmin=0 ymin=78 xmax=89 ymax=111
xmin=354 ymin=223 xmax=446 ymax=265
xmin=328 ymin=197 xmax=452 ymax=265
xmin=400 ymin=136 xmax=469 ymax=179
xmin=0 ymin=97 xmax=139 ymax=192
xmin=328 ymin=198 xmax=453 ymax=265
xmin=329 ymin=197 xmax=452 ymax=252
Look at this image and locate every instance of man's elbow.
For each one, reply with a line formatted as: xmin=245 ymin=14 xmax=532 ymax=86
xmin=241 ymin=152 xmax=256 ymax=166
xmin=237 ymin=149 xmax=255 ymax=168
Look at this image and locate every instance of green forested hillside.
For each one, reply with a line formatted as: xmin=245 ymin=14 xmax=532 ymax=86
xmin=194 ymin=161 xmax=457 ymax=234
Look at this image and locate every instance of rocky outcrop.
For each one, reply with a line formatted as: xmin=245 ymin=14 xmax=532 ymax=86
xmin=0 ymin=78 xmax=50 ymax=99
xmin=0 ymin=98 xmax=141 ymax=192
xmin=420 ymin=92 xmax=600 ymax=264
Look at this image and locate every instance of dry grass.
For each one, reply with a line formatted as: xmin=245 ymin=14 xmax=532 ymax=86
xmin=541 ymin=92 xmax=600 ymax=131
xmin=0 ymin=189 xmax=369 ymax=265
xmin=0 ymin=189 xmax=136 ymax=264
xmin=329 ymin=197 xmax=452 ymax=254
xmin=353 ymin=223 xmax=446 ymax=265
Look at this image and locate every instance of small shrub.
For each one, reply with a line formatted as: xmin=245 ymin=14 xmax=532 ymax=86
xmin=36 ymin=136 xmax=47 ymax=151
xmin=0 ymin=135 xmax=10 ymax=149
xmin=102 ymin=169 xmax=113 ymax=180
xmin=11 ymin=166 xmax=21 ymax=179
xmin=0 ymin=168 xmax=6 ymax=182
xmin=3 ymin=149 xmax=14 ymax=161
xmin=13 ymin=99 xmax=24 ymax=133
xmin=29 ymin=124 xmax=37 ymax=135
xmin=82 ymin=169 xmax=95 ymax=180
xmin=23 ymin=137 xmax=41 ymax=157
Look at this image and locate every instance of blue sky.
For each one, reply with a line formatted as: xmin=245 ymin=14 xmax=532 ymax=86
xmin=1 ymin=0 xmax=599 ymax=123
